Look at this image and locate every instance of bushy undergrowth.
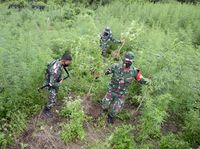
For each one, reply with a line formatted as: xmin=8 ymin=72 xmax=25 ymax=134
xmin=60 ymin=98 xmax=85 ymax=143
xmin=0 ymin=0 xmax=199 ymax=148
xmin=106 ymin=124 xmax=136 ymax=149
xmin=138 ymin=92 xmax=174 ymax=145
xmin=160 ymin=133 xmax=190 ymax=149
xmin=182 ymin=110 xmax=200 ymax=147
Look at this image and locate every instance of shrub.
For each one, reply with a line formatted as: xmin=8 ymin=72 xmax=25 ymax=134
xmin=160 ymin=133 xmax=190 ymax=149
xmin=60 ymin=98 xmax=85 ymax=143
xmin=182 ymin=110 xmax=200 ymax=147
xmin=107 ymin=124 xmax=136 ymax=149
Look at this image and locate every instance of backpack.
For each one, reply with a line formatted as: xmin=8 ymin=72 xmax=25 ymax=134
xmin=46 ymin=60 xmax=57 ymax=74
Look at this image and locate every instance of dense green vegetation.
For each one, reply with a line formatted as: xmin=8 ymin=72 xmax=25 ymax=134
xmin=0 ymin=0 xmax=199 ymax=148
xmin=60 ymin=98 xmax=86 ymax=143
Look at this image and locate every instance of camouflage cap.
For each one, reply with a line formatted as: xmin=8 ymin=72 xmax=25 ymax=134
xmin=124 ymin=51 xmax=135 ymax=62
xmin=105 ymin=26 xmax=111 ymax=31
xmin=104 ymin=26 xmax=112 ymax=34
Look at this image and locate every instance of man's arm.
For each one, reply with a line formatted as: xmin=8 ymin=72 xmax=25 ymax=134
xmin=49 ymin=66 xmax=62 ymax=88
xmin=135 ymin=69 xmax=151 ymax=85
xmin=105 ymin=64 xmax=118 ymax=75
xmin=105 ymin=68 xmax=112 ymax=75
xmin=110 ymin=35 xmax=122 ymax=44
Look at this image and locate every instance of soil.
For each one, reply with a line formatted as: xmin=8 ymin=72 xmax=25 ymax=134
xmin=9 ymin=94 xmax=109 ymax=149
xmin=9 ymin=93 xmax=179 ymax=149
xmin=161 ymin=112 xmax=180 ymax=134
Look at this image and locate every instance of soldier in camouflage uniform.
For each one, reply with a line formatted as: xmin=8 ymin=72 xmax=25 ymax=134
xmin=43 ymin=53 xmax=72 ymax=117
xmin=102 ymin=51 xmax=150 ymax=124
xmin=100 ymin=27 xmax=122 ymax=57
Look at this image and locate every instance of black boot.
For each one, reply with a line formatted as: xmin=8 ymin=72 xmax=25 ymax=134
xmin=43 ymin=106 xmax=53 ymax=118
xmin=107 ymin=114 xmax=114 ymax=124
xmin=100 ymin=109 xmax=108 ymax=117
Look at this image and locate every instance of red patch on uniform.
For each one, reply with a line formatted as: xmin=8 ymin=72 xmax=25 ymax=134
xmin=136 ymin=69 xmax=142 ymax=81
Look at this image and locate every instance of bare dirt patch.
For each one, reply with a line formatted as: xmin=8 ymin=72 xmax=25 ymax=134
xmin=81 ymin=95 xmax=102 ymax=119
xmin=10 ymin=94 xmax=177 ymax=149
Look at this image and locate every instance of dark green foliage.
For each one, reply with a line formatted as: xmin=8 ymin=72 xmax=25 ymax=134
xmin=50 ymin=39 xmax=71 ymax=59
xmin=138 ymin=92 xmax=174 ymax=142
xmin=0 ymin=7 xmax=51 ymax=146
xmin=160 ymin=133 xmax=190 ymax=149
xmin=0 ymin=0 xmax=200 ymax=148
xmin=60 ymin=99 xmax=85 ymax=143
xmin=177 ymin=0 xmax=200 ymax=4
xmin=182 ymin=110 xmax=200 ymax=147
xmin=107 ymin=124 xmax=136 ymax=149
xmin=51 ymin=0 xmax=66 ymax=6
xmin=116 ymin=110 xmax=131 ymax=121
xmin=1 ymin=0 xmax=200 ymax=6
xmin=63 ymin=7 xmax=76 ymax=20
xmin=0 ymin=132 xmax=7 ymax=149
xmin=8 ymin=0 xmax=28 ymax=10
xmin=31 ymin=1 xmax=46 ymax=10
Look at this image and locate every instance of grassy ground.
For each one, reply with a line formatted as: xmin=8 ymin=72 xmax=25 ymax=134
xmin=0 ymin=1 xmax=200 ymax=148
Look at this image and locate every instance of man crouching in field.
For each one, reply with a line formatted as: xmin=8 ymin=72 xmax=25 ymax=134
xmin=102 ymin=51 xmax=150 ymax=124
xmin=43 ymin=52 xmax=72 ymax=117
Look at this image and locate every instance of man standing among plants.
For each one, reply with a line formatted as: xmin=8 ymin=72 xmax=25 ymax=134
xmin=102 ymin=51 xmax=150 ymax=124
xmin=42 ymin=52 xmax=72 ymax=117
xmin=100 ymin=26 xmax=123 ymax=57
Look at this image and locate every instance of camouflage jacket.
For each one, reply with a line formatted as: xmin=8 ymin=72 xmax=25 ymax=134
xmin=47 ymin=59 xmax=63 ymax=88
xmin=106 ymin=63 xmax=147 ymax=95
xmin=100 ymin=31 xmax=121 ymax=45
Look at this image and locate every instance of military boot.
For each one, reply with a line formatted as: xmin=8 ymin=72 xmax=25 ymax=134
xmin=43 ymin=106 xmax=53 ymax=118
xmin=100 ymin=109 xmax=108 ymax=117
xmin=107 ymin=114 xmax=114 ymax=124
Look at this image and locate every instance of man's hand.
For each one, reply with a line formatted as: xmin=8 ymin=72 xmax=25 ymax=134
xmin=59 ymin=78 xmax=64 ymax=84
xmin=120 ymin=38 xmax=125 ymax=44
xmin=105 ymin=68 xmax=111 ymax=75
xmin=145 ymin=78 xmax=152 ymax=85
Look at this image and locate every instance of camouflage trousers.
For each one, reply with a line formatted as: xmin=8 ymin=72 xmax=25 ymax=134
xmin=102 ymin=91 xmax=125 ymax=117
xmin=44 ymin=75 xmax=58 ymax=109
xmin=47 ymin=87 xmax=58 ymax=109
xmin=100 ymin=42 xmax=108 ymax=57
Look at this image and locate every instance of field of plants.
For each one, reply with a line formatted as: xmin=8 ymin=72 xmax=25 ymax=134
xmin=0 ymin=0 xmax=200 ymax=148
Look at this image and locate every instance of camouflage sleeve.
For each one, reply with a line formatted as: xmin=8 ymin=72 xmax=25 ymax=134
xmin=99 ymin=34 xmax=103 ymax=43
xmin=133 ymin=68 xmax=148 ymax=84
xmin=49 ymin=65 xmax=62 ymax=88
xmin=105 ymin=64 xmax=118 ymax=75
xmin=110 ymin=35 xmax=121 ymax=44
